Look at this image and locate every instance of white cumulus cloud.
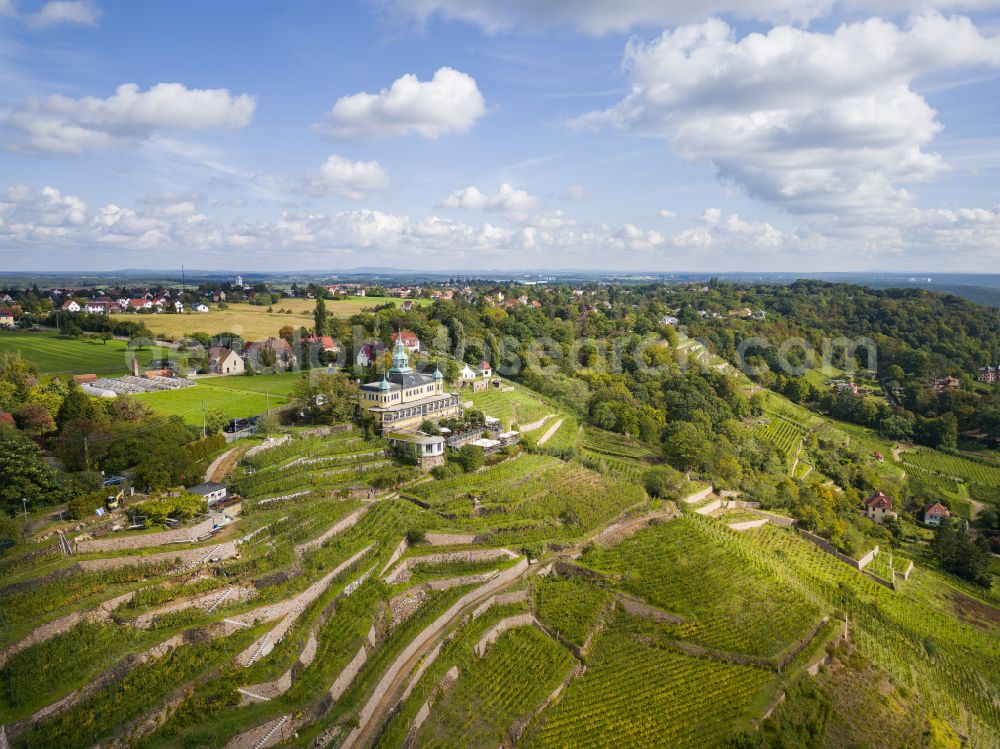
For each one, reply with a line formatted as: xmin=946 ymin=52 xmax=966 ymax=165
xmin=378 ymin=0 xmax=1000 ymax=35
xmin=316 ymin=67 xmax=486 ymax=139
xmin=576 ymin=14 xmax=1000 ymax=217
xmin=27 ymin=0 xmax=100 ymax=27
xmin=298 ymin=154 xmax=392 ymax=199
xmin=5 ymin=82 xmax=257 ymax=154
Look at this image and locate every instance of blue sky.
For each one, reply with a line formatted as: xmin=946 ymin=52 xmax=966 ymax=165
xmin=1 ymin=0 xmax=1000 ymax=272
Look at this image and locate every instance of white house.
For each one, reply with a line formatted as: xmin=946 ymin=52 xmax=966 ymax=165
xmin=356 ymin=341 xmax=386 ymax=367
xmin=923 ymin=502 xmax=951 ymax=526
xmin=460 ymin=364 xmax=477 ymax=380
xmin=174 ymin=300 xmax=184 ymax=313
xmin=195 ymin=304 xmax=210 ymax=313
xmin=660 ymin=315 xmax=679 ymax=326
xmin=61 ymin=299 xmax=81 ymax=313
xmin=478 ymin=360 xmax=493 ymax=378
xmin=188 ymin=481 xmax=227 ymax=504
xmin=208 ymin=346 xmax=245 ymax=376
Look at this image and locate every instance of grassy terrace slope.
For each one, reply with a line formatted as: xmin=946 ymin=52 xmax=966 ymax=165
xmin=0 ymin=330 xmax=158 ymax=374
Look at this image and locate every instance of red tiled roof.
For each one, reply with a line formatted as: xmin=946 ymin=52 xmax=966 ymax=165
xmin=923 ymin=501 xmax=951 ymax=517
xmin=391 ymin=331 xmax=419 ymax=345
xmin=864 ymin=491 xmax=894 ymax=510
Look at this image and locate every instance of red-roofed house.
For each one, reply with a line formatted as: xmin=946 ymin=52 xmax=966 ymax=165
xmin=0 ymin=308 xmax=14 ymax=328
xmin=391 ymin=330 xmax=420 ymax=353
xmin=61 ymin=299 xmax=81 ymax=313
xmin=306 ymin=335 xmax=338 ymax=352
xmin=863 ymin=491 xmax=897 ymax=524
xmin=923 ymin=502 xmax=951 ymax=526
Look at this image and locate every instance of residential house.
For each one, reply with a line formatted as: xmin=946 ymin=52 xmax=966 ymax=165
xmin=979 ymin=366 xmax=998 ymax=383
xmin=61 ymin=299 xmax=81 ymax=313
xmin=358 ymin=340 xmax=459 ymax=433
xmin=660 ymin=315 xmax=679 ymax=326
xmin=195 ymin=304 xmax=210 ymax=313
xmin=356 ymin=341 xmax=387 ymax=367
xmin=922 ymin=501 xmax=951 ymax=526
xmin=478 ymin=360 xmax=493 ymax=378
xmin=391 ymin=330 xmax=420 ymax=353
xmin=84 ymin=301 xmax=120 ymax=314
xmin=863 ymin=491 xmax=898 ymax=524
xmin=931 ymin=376 xmax=961 ymax=393
xmin=208 ymin=346 xmax=245 ymax=376
xmin=400 ymin=300 xmax=415 ymax=312
xmin=188 ymin=482 xmax=227 ymax=504
xmin=0 ymin=308 xmax=15 ymax=328
xmin=126 ymin=298 xmax=153 ymax=312
xmin=459 ymin=363 xmax=477 ymax=380
xmin=306 ymin=335 xmax=338 ymax=352
xmin=173 ymin=300 xmax=184 ymax=313
xmin=0 ymin=293 xmax=12 ymax=303
xmin=873 ymin=451 xmax=885 ymax=462
xmin=245 ymin=337 xmax=296 ymax=371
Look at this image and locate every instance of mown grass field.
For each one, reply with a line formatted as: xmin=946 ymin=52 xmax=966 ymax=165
xmin=133 ymin=373 xmax=301 ymax=425
xmin=109 ymin=296 xmax=429 ymax=341
xmin=0 ymin=330 xmax=159 ymax=374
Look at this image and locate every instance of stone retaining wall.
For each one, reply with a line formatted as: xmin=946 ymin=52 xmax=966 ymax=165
xmin=384 ymin=548 xmax=516 ymax=584
xmin=77 ymin=507 xmax=242 ymax=553
xmin=473 ymin=613 xmax=536 ymax=657
xmin=798 ymin=530 xmax=879 ymax=571
xmin=341 ymin=558 xmax=529 ymax=749
xmin=76 ymin=540 xmax=239 ymax=571
xmin=329 ymin=645 xmax=368 ymax=701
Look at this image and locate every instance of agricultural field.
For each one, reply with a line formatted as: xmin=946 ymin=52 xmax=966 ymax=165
xmin=108 ymin=296 xmax=427 ymax=341
xmin=0 ymin=330 xmax=159 ymax=374
xmin=132 ymin=372 xmax=302 ymax=425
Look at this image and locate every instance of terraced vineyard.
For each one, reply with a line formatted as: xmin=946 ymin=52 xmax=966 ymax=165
xmin=406 ymin=454 xmax=647 ymax=544
xmin=898 ymin=446 xmax=1000 ymax=488
xmin=578 ymin=515 xmax=823 ymax=660
xmin=414 ymin=625 xmax=574 ymax=748
xmin=524 ymin=612 xmax=773 ymax=749
xmin=750 ymin=416 xmax=807 ymax=463
xmin=3 ymin=409 xmax=998 ymax=749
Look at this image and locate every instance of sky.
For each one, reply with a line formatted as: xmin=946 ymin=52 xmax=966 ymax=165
xmin=1 ymin=0 xmax=1000 ymax=273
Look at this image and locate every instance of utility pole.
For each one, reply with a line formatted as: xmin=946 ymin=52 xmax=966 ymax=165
xmin=21 ymin=498 xmax=27 ymax=522
xmin=202 ymin=399 xmax=207 ymax=439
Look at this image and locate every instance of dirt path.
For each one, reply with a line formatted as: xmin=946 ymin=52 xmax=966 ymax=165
xmin=205 ymin=444 xmax=248 ymax=483
xmin=536 ymin=418 xmax=565 ymax=446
